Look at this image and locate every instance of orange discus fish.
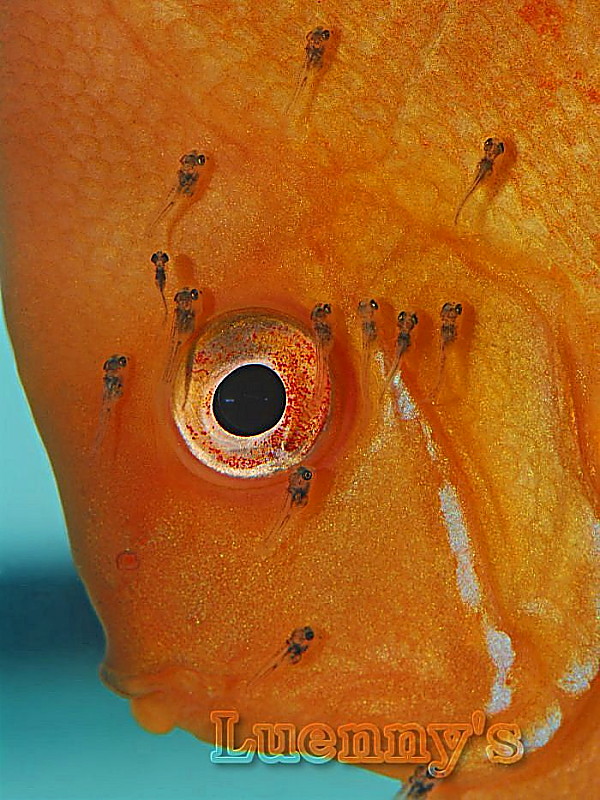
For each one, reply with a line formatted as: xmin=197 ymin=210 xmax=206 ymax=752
xmin=1 ymin=1 xmax=599 ymax=798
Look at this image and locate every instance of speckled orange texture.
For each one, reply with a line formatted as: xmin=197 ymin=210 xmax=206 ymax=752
xmin=1 ymin=1 xmax=598 ymax=797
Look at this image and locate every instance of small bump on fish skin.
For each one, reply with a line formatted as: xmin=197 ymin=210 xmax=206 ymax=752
xmin=116 ymin=549 xmax=140 ymax=570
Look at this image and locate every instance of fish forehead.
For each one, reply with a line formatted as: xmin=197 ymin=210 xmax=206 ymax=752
xmin=1 ymin=0 xmax=599 ymax=791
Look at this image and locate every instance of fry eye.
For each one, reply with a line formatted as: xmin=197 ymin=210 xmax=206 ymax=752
xmin=171 ymin=309 xmax=330 ymax=478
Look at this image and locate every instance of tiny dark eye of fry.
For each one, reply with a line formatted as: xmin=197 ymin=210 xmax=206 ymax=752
xmin=498 ymin=142 xmax=505 ymax=153
xmin=484 ymin=137 xmax=493 ymax=146
xmin=213 ymin=364 xmax=286 ymax=437
xmin=302 ymin=469 xmax=312 ymax=481
xmin=151 ymin=251 xmax=165 ymax=265
xmin=370 ymin=299 xmax=378 ymax=309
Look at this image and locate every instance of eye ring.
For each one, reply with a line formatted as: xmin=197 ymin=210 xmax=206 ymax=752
xmin=170 ymin=308 xmax=331 ymax=479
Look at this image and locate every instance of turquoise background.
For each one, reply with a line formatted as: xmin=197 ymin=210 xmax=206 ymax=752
xmin=0 ymin=307 xmax=397 ymax=800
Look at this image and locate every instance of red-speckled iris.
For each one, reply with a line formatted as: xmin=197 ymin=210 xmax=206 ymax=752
xmin=171 ymin=308 xmax=330 ymax=478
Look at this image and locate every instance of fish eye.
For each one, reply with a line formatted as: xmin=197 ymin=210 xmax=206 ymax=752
xmin=323 ymin=303 xmax=331 ymax=314
xmin=455 ymin=304 xmax=463 ymax=314
xmin=369 ymin=299 xmax=378 ymax=309
xmin=118 ymin=356 xmax=128 ymax=367
xmin=322 ymin=30 xmax=331 ymax=39
xmin=497 ymin=142 xmax=505 ymax=153
xmin=171 ymin=309 xmax=331 ymax=479
xmin=484 ymin=137 xmax=493 ymax=147
xmin=190 ymin=289 xmax=200 ymax=300
xmin=398 ymin=311 xmax=406 ymax=322
xmin=304 ymin=627 xmax=315 ymax=639
xmin=411 ymin=313 xmax=418 ymax=325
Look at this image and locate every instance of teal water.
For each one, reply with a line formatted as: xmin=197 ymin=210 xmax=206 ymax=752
xmin=0 ymin=309 xmax=396 ymax=800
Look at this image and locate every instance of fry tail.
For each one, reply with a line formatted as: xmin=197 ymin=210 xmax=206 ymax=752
xmin=159 ymin=288 xmax=168 ymax=320
xmin=247 ymin=647 xmax=287 ymax=688
xmin=431 ymin=347 xmax=447 ymax=403
xmin=91 ymin=402 xmax=112 ymax=458
xmin=285 ymin=66 xmax=310 ymax=116
xmin=454 ymin=182 xmax=478 ymax=225
xmin=181 ymin=346 xmax=195 ymax=409
xmin=454 ymin=165 xmax=488 ymax=225
xmin=145 ymin=188 xmax=177 ymax=237
xmin=380 ymin=354 xmax=402 ymax=403
xmin=163 ymin=339 xmax=181 ymax=384
xmin=259 ymin=505 xmax=292 ymax=560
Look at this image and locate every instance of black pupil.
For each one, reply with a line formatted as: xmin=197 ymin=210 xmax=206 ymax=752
xmin=213 ymin=364 xmax=286 ymax=437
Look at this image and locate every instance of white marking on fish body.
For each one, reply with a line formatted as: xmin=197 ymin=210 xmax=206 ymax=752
xmin=522 ymin=703 xmax=562 ymax=752
xmin=557 ymin=659 xmax=599 ymax=696
xmin=393 ymin=374 xmax=419 ymax=420
xmin=484 ymin=623 xmax=515 ymax=714
xmin=438 ymin=482 xmax=481 ymax=609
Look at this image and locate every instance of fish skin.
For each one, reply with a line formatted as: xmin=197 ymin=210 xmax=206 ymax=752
xmin=1 ymin=1 xmax=599 ymax=796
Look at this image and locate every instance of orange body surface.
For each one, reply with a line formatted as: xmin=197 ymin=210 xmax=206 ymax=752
xmin=1 ymin=1 xmax=599 ymax=797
